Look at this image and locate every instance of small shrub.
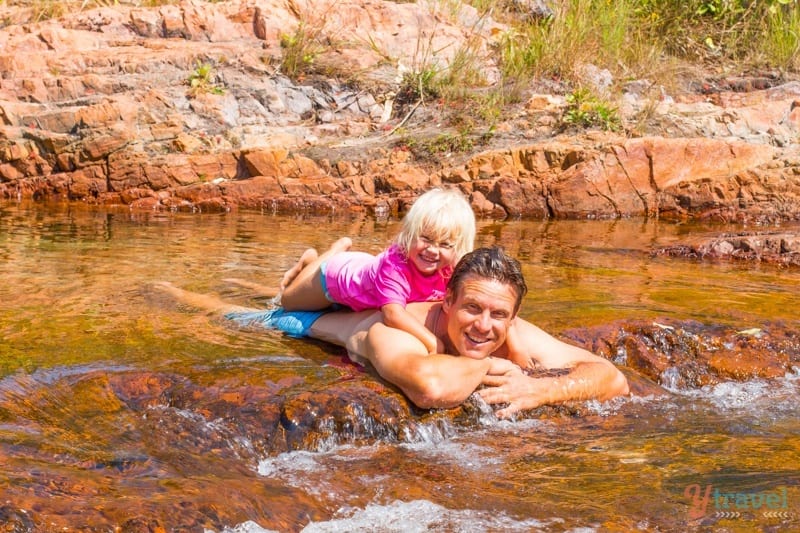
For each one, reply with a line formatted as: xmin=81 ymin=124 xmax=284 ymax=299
xmin=396 ymin=65 xmax=440 ymax=106
xmin=279 ymin=22 xmax=325 ymax=79
xmin=562 ymin=87 xmax=621 ymax=132
xmin=187 ymin=61 xmax=225 ymax=97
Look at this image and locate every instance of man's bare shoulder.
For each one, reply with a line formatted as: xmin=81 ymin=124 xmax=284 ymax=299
xmin=404 ymin=301 xmax=440 ymax=329
xmin=365 ymin=320 xmax=429 ymax=360
xmin=510 ymin=316 xmax=609 ymax=368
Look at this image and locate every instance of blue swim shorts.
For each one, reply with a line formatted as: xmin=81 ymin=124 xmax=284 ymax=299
xmin=320 ymin=260 xmax=333 ymax=302
xmin=224 ymin=307 xmax=327 ymax=338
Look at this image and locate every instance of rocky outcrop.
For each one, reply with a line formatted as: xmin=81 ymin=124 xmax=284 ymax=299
xmin=2 ymin=316 xmax=799 ymax=529
xmin=1 ymin=0 xmax=800 ymax=221
xmin=563 ymin=319 xmax=800 ymax=388
xmin=653 ymin=231 xmax=800 ymax=267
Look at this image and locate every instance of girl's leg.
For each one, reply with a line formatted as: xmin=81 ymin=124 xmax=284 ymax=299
xmin=280 ymin=237 xmax=352 ymax=311
xmin=221 ymin=247 xmax=329 ymax=299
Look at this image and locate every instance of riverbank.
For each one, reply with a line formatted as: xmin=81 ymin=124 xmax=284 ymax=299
xmin=1 ymin=0 xmax=798 ymax=217
xmin=2 ymin=0 xmax=800 ymax=275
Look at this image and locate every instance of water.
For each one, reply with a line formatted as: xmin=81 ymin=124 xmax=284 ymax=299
xmin=0 ymin=202 xmax=798 ymax=532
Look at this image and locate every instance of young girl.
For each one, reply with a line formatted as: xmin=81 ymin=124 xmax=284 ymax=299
xmin=279 ymin=187 xmax=476 ymax=354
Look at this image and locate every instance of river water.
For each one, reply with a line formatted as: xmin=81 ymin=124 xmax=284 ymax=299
xmin=0 ymin=202 xmax=798 ymax=532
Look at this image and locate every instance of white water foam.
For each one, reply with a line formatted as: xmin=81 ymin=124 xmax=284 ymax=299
xmin=216 ymin=500 xmax=565 ymax=533
xmin=582 ymin=395 xmax=632 ymax=416
xmin=301 ymin=499 xmax=559 ymax=532
xmin=215 ymin=522 xmax=278 ymax=533
xmin=399 ymin=438 xmax=504 ymax=471
xmin=672 ymin=366 xmax=800 ymax=414
xmin=257 ymin=449 xmax=327 ymax=478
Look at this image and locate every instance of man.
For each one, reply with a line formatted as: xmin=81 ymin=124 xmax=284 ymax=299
xmin=156 ymin=247 xmax=629 ymax=418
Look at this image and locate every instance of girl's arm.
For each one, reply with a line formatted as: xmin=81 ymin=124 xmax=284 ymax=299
xmin=381 ymin=303 xmax=441 ymax=355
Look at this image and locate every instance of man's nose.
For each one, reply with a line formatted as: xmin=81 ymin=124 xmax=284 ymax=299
xmin=474 ymin=312 xmax=492 ymax=332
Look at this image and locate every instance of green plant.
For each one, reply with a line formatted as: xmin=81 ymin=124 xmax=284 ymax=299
xmin=279 ymin=21 xmax=324 ymax=79
xmin=495 ymin=0 xmax=639 ymax=87
xmin=634 ymin=0 xmax=799 ymax=67
xmin=762 ymin=0 xmax=800 ymax=69
xmin=398 ymin=125 xmax=488 ymax=160
xmin=397 ymin=65 xmax=440 ymax=105
xmin=187 ymin=61 xmax=225 ymax=97
xmin=562 ymin=87 xmax=621 ymax=132
xmin=429 ymin=132 xmax=474 ymax=153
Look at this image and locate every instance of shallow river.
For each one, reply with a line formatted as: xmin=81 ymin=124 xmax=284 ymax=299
xmin=0 ymin=202 xmax=798 ymax=532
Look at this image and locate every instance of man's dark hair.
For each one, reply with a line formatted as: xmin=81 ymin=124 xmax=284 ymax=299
xmin=447 ymin=246 xmax=528 ymax=312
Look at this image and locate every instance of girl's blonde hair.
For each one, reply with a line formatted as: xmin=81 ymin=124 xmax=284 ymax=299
xmin=394 ymin=188 xmax=476 ymax=261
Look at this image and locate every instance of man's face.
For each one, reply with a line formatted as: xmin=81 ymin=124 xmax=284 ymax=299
xmin=442 ymin=275 xmax=518 ymax=360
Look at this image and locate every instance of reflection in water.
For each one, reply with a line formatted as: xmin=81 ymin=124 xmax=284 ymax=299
xmin=0 ymin=202 xmax=798 ymax=531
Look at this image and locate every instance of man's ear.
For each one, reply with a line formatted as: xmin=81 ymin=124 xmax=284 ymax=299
xmin=442 ymin=290 xmax=453 ymax=312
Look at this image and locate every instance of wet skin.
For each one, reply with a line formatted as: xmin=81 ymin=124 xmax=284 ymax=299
xmin=442 ymin=276 xmax=517 ymax=360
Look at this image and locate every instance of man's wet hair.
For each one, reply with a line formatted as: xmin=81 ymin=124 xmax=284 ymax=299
xmin=447 ymin=246 xmax=528 ymax=312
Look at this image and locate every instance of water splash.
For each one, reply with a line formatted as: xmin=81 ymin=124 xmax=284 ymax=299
xmin=218 ymin=522 xmax=279 ymax=533
xmin=301 ymin=500 xmax=562 ymax=533
xmin=674 ymin=367 xmax=800 ymax=413
xmin=659 ymin=367 xmax=684 ymax=391
xmin=257 ymin=449 xmax=330 ymax=479
xmin=220 ymin=501 xmax=565 ymax=533
xmin=400 ymin=438 xmax=505 ymax=471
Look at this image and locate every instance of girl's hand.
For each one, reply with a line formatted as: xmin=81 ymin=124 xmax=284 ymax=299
xmin=486 ymin=356 xmax=522 ymax=376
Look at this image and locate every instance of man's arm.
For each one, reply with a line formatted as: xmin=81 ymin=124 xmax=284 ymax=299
xmin=363 ymin=322 xmax=515 ymax=409
xmin=479 ymin=318 xmax=629 ymax=418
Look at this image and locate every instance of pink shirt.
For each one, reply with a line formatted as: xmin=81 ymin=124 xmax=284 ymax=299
xmin=324 ymin=244 xmax=451 ymax=311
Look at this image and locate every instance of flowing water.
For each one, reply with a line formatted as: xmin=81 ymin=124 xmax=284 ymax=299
xmin=0 ymin=202 xmax=798 ymax=532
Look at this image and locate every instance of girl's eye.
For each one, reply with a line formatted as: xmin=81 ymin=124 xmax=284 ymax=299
xmin=420 ymin=236 xmax=454 ymax=249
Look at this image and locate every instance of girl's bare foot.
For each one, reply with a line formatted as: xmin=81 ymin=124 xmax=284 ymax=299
xmin=280 ymin=248 xmax=319 ymax=292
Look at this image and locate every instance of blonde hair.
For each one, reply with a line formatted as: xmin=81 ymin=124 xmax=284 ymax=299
xmin=394 ymin=188 xmax=476 ymax=261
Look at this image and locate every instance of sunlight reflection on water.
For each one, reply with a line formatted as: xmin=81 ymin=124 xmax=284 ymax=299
xmin=1 ymin=203 xmax=799 ymax=531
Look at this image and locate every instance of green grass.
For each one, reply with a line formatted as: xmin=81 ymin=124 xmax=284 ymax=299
xmin=8 ymin=0 xmax=798 ymax=133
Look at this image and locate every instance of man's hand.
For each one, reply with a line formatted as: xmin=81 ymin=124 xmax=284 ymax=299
xmin=479 ymin=372 xmax=550 ymax=419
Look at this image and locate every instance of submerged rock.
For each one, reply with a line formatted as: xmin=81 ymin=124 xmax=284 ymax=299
xmin=2 ymin=315 xmax=798 ymax=529
xmin=562 ymin=319 xmax=800 ymax=388
xmin=653 ymin=232 xmax=800 ymax=267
